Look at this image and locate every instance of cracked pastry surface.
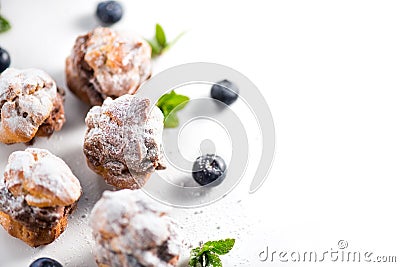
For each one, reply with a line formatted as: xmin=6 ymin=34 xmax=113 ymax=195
xmin=0 ymin=68 xmax=66 ymax=144
xmin=90 ymin=190 xmax=181 ymax=267
xmin=66 ymin=27 xmax=152 ymax=106
xmin=0 ymin=148 xmax=82 ymax=247
xmin=84 ymin=94 xmax=165 ymax=190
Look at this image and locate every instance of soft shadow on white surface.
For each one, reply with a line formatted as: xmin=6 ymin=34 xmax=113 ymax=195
xmin=75 ymin=14 xmax=100 ymax=31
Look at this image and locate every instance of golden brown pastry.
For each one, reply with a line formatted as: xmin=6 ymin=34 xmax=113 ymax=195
xmin=90 ymin=190 xmax=181 ymax=267
xmin=0 ymin=68 xmax=66 ymax=144
xmin=84 ymin=94 xmax=165 ymax=190
xmin=66 ymin=27 xmax=152 ymax=106
xmin=0 ymin=148 xmax=82 ymax=247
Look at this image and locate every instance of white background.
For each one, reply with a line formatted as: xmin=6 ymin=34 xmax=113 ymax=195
xmin=0 ymin=0 xmax=400 ymax=266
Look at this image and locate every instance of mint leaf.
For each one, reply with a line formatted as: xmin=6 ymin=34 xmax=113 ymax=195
xmin=155 ymin=23 xmax=167 ymax=47
xmin=146 ymin=23 xmax=185 ymax=57
xmin=189 ymin=247 xmax=201 ymax=267
xmin=206 ymin=252 xmax=222 ymax=267
xmin=0 ymin=16 xmax=11 ymax=33
xmin=189 ymin=238 xmax=235 ymax=267
xmin=164 ymin=112 xmax=179 ymax=128
xmin=203 ymin=238 xmax=235 ymax=255
xmin=146 ymin=38 xmax=161 ymax=56
xmin=156 ymin=90 xmax=189 ymax=128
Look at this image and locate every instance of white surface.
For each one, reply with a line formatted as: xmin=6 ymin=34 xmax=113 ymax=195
xmin=1 ymin=0 xmax=400 ymax=266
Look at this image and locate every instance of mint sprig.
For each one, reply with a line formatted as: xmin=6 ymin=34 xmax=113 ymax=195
xmin=0 ymin=15 xmax=11 ymax=33
xmin=156 ymin=90 xmax=189 ymax=128
xmin=155 ymin=24 xmax=166 ymax=47
xmin=189 ymin=238 xmax=235 ymax=267
xmin=146 ymin=23 xmax=185 ymax=57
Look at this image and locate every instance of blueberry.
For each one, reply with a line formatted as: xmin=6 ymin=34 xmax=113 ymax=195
xmin=96 ymin=1 xmax=123 ymax=25
xmin=0 ymin=47 xmax=10 ymax=73
xmin=192 ymin=154 xmax=227 ymax=186
xmin=29 ymin=257 xmax=63 ymax=267
xmin=210 ymin=79 xmax=239 ymax=105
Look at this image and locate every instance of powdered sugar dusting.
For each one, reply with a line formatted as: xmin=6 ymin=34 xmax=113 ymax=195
xmin=4 ymin=148 xmax=82 ymax=208
xmin=84 ymin=94 xmax=165 ymax=189
xmin=0 ymin=68 xmax=58 ymax=144
xmin=90 ymin=190 xmax=181 ymax=267
xmin=84 ymin=27 xmax=151 ymax=97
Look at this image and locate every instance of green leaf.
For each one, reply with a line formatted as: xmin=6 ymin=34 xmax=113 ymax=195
xmin=155 ymin=23 xmax=167 ymax=47
xmin=156 ymin=90 xmax=189 ymax=128
xmin=190 ymin=238 xmax=235 ymax=267
xmin=189 ymin=258 xmax=201 ymax=267
xmin=157 ymin=90 xmax=189 ymax=113
xmin=203 ymin=239 xmax=235 ymax=255
xmin=205 ymin=252 xmax=223 ymax=267
xmin=189 ymin=247 xmax=201 ymax=267
xmin=145 ymin=38 xmax=162 ymax=57
xmin=147 ymin=23 xmax=185 ymax=57
xmin=164 ymin=112 xmax=179 ymax=128
xmin=0 ymin=16 xmax=11 ymax=33
xmin=156 ymin=90 xmax=176 ymax=108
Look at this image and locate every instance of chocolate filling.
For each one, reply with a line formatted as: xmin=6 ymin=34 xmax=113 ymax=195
xmin=0 ymin=186 xmax=77 ymax=230
xmin=67 ymin=34 xmax=105 ymax=106
xmin=36 ymin=87 xmax=66 ymax=137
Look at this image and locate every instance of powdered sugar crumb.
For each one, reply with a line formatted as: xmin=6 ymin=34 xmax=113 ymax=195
xmin=4 ymin=148 xmax=82 ymax=208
